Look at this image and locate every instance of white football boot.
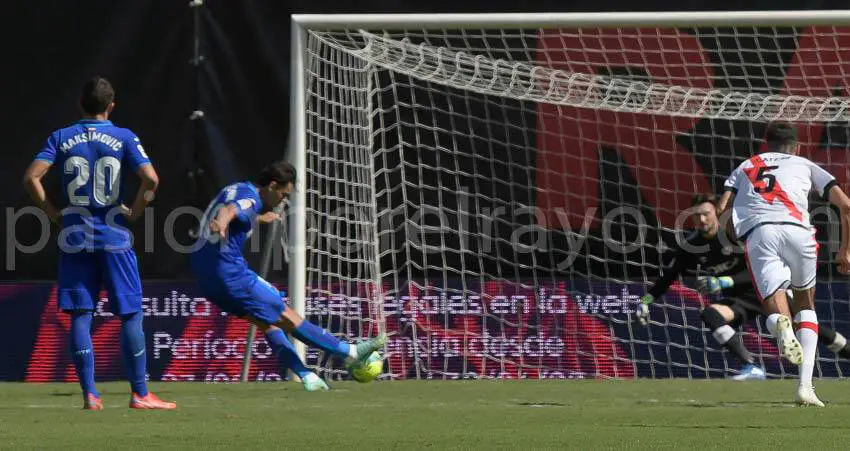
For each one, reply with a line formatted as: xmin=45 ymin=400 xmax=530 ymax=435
xmin=796 ymin=385 xmax=825 ymax=407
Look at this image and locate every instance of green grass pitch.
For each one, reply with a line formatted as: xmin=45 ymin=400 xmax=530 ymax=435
xmin=1 ymin=380 xmax=848 ymax=449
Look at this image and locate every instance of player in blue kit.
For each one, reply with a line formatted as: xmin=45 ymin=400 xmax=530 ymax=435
xmin=190 ymin=161 xmax=385 ymax=391
xmin=22 ymin=77 xmax=175 ymax=410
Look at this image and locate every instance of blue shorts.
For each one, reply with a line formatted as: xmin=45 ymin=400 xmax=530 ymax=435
xmin=199 ymin=271 xmax=286 ymax=325
xmin=58 ymin=249 xmax=142 ymax=315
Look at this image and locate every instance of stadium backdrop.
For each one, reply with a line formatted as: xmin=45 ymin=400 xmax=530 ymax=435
xmin=2 ymin=281 xmax=850 ymax=381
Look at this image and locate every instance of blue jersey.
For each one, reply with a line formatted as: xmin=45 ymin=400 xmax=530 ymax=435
xmin=190 ymin=182 xmax=263 ymax=288
xmin=34 ymin=119 xmax=151 ymax=250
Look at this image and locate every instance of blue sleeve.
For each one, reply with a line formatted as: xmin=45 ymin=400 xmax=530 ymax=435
xmin=34 ymin=133 xmax=59 ymax=163
xmin=227 ymin=187 xmax=260 ymax=223
xmin=123 ymin=131 xmax=151 ymax=171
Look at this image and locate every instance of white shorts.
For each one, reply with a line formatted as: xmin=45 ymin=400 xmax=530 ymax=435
xmin=743 ymin=224 xmax=818 ymax=299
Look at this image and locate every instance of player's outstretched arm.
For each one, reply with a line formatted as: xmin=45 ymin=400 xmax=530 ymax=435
xmin=210 ymin=204 xmax=238 ymax=238
xmin=257 ymin=211 xmax=281 ymax=224
xmin=644 ymin=247 xmax=689 ymax=301
xmin=125 ymin=164 xmax=159 ymax=222
xmin=828 ymin=185 xmax=850 ymax=273
xmin=22 ymin=160 xmax=60 ymax=224
xmin=635 ymin=245 xmax=688 ymax=325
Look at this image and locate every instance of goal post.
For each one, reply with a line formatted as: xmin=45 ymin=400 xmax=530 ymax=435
xmin=285 ymin=21 xmax=310 ymax=375
xmin=266 ymin=11 xmax=850 ymax=381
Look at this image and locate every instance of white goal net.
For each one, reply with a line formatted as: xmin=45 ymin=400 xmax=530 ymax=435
xmin=289 ymin=12 xmax=850 ymax=380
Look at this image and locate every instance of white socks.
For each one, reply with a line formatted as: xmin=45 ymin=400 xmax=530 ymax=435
xmin=794 ymin=309 xmax=819 ymax=388
xmin=828 ymin=331 xmax=847 ymax=353
xmin=766 ymin=313 xmax=781 ymax=337
xmin=712 ymin=325 xmax=735 ymax=345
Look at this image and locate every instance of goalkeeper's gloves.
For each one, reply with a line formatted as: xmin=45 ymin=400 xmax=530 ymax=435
xmin=695 ymin=276 xmax=734 ymax=294
xmin=634 ymin=294 xmax=654 ymax=326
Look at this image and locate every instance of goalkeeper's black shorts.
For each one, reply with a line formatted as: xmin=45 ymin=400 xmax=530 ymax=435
xmin=715 ymin=294 xmax=762 ymax=319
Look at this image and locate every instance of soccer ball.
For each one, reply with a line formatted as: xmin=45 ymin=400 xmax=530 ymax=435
xmin=350 ymin=351 xmax=383 ymax=383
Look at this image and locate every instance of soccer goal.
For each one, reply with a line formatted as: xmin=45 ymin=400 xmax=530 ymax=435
xmin=279 ymin=11 xmax=850 ymax=380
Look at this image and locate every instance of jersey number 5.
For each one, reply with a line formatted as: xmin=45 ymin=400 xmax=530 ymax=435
xmin=753 ymin=165 xmax=779 ymax=194
xmin=64 ymin=156 xmax=121 ymax=206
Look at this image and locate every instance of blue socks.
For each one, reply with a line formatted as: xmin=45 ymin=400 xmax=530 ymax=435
xmin=69 ymin=310 xmax=148 ymax=398
xmin=70 ymin=311 xmax=98 ymax=398
xmin=265 ymin=328 xmax=312 ymax=379
xmin=291 ymin=321 xmax=350 ymax=358
xmin=120 ymin=311 xmax=148 ymax=396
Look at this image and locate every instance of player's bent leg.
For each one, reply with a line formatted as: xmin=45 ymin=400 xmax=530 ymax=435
xmin=277 ymin=306 xmax=386 ymax=365
xmin=246 ymin=318 xmax=329 ymax=392
xmin=785 ymin=231 xmax=823 ymax=403
xmin=770 ymin=313 xmax=803 ymax=365
xmin=702 ymin=304 xmax=764 ymax=380
xmin=764 ymin=289 xmax=803 ymax=365
xmin=264 ymin=327 xmax=331 ymax=391
xmin=706 ymin=304 xmax=735 ymax=322
xmin=762 ymin=287 xmax=794 ymax=320
xmin=242 ymin=276 xmax=385 ymax=376
xmin=818 ymin=325 xmax=850 ymax=359
xmin=68 ymin=310 xmax=101 ymax=409
xmin=744 ymin=230 xmax=801 ymax=364
xmin=258 ymin=324 xmax=312 ymax=378
xmin=240 ymin=277 xmax=360 ymax=363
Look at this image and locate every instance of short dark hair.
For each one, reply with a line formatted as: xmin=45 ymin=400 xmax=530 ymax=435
xmin=255 ymin=161 xmax=296 ymax=187
xmin=80 ymin=77 xmax=115 ymax=115
xmin=764 ymin=122 xmax=797 ymax=150
xmin=692 ymin=193 xmax=718 ymax=207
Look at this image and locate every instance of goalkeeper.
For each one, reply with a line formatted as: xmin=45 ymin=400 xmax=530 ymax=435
xmin=635 ymin=194 xmax=850 ymax=380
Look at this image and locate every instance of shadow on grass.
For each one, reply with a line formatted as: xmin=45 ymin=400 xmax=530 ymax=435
xmin=515 ymin=401 xmax=569 ymax=407
xmin=622 ymin=424 xmax=837 ymax=430
xmin=639 ymin=400 xmax=850 ymax=408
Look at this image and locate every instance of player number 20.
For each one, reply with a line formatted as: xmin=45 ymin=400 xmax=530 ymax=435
xmin=64 ymin=156 xmax=121 ymax=206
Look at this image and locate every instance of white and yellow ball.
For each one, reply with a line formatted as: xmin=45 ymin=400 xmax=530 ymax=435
xmin=350 ymin=351 xmax=383 ymax=383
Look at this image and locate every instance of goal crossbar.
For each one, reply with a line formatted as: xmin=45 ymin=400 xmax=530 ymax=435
xmin=293 ymin=10 xmax=850 ymax=29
